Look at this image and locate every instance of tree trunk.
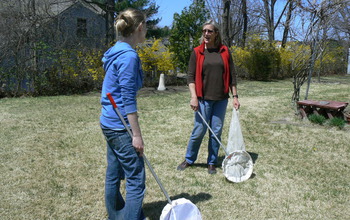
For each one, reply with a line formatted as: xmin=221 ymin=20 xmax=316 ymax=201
xmin=318 ymin=1 xmax=328 ymax=82
xmin=242 ymin=0 xmax=247 ymax=47
xmin=263 ymin=0 xmax=275 ymax=42
xmin=222 ymin=0 xmax=231 ymax=47
xmin=282 ymin=1 xmax=294 ymax=48
xmin=305 ymin=0 xmax=325 ymax=100
xmin=305 ymin=14 xmax=320 ymax=100
xmin=106 ymin=0 xmax=115 ymax=45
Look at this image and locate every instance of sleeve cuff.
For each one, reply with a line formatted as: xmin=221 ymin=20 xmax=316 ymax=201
xmin=124 ymin=104 xmax=137 ymax=114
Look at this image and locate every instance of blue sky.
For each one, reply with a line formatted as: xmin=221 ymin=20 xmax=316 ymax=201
xmin=153 ymin=0 xmax=288 ymax=40
xmin=154 ymin=0 xmax=192 ymax=27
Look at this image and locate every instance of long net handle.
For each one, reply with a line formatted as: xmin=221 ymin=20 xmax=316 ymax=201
xmin=107 ymin=93 xmax=172 ymax=204
xmin=197 ymin=111 xmax=230 ymax=156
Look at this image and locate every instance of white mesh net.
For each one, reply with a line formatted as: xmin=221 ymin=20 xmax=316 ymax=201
xmin=223 ymin=109 xmax=253 ymax=182
xmin=226 ymin=108 xmax=245 ymax=152
xmin=222 ymin=150 xmax=253 ymax=182
xmin=160 ymin=198 xmax=202 ymax=220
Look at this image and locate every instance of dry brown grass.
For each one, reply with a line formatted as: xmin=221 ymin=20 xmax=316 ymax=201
xmin=1 ymin=76 xmax=349 ymax=219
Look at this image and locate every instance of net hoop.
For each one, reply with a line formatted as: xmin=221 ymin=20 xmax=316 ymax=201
xmin=160 ymin=198 xmax=202 ymax=220
xmin=222 ymin=150 xmax=253 ymax=183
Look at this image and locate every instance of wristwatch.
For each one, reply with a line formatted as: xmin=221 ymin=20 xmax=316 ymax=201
xmin=232 ymin=95 xmax=239 ymax=98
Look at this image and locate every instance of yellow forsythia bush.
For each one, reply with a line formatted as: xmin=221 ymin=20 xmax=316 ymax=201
xmin=279 ymin=42 xmax=311 ymax=78
xmin=315 ymin=45 xmax=345 ymax=75
xmin=231 ymin=37 xmax=281 ymax=80
xmin=77 ymin=49 xmax=105 ymax=88
xmin=138 ymin=39 xmax=174 ymax=74
xmin=230 ymin=45 xmax=251 ymax=78
xmin=35 ymin=48 xmax=105 ymax=95
xmin=137 ymin=39 xmax=175 ymax=86
xmin=231 ymin=39 xmax=345 ymax=79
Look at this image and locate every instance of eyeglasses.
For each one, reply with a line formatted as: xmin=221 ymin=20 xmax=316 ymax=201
xmin=202 ymin=29 xmax=214 ymax=35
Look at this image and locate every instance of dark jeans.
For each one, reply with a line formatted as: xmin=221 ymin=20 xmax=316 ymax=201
xmin=102 ymin=129 xmax=145 ymax=220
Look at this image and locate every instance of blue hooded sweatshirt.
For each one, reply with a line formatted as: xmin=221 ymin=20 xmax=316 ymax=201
xmin=100 ymin=42 xmax=144 ymax=130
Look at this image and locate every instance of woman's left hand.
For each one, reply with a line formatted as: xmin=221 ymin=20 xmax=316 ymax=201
xmin=233 ymin=97 xmax=240 ymax=110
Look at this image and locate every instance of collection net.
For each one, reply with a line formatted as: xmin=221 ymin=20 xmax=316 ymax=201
xmin=160 ymin=198 xmax=202 ymax=220
xmin=223 ymin=109 xmax=253 ymax=182
xmin=222 ymin=150 xmax=253 ymax=182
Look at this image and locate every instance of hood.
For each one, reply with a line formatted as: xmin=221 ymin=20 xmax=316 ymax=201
xmin=102 ymin=42 xmax=136 ymax=72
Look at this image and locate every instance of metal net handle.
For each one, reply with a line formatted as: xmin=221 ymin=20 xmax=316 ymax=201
xmin=197 ymin=111 xmax=230 ymax=156
xmin=107 ymin=93 xmax=172 ymax=204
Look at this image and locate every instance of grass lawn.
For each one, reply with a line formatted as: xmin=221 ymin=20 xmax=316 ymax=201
xmin=1 ymin=76 xmax=349 ymax=219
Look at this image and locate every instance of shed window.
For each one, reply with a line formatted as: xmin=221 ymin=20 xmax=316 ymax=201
xmin=77 ymin=18 xmax=87 ymax=37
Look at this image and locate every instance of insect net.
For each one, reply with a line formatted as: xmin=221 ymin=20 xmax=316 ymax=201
xmin=222 ymin=108 xmax=253 ymax=183
xmin=160 ymin=198 xmax=202 ymax=220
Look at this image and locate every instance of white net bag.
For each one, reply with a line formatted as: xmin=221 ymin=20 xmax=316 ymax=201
xmin=196 ymin=110 xmax=253 ymax=183
xmin=223 ymin=108 xmax=253 ymax=183
xmin=222 ymin=150 xmax=253 ymax=182
xmin=160 ymin=198 xmax=202 ymax=220
xmin=227 ymin=108 xmax=245 ymax=153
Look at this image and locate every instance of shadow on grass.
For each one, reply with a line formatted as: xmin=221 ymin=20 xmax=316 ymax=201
xmin=144 ymin=192 xmax=212 ymax=220
xmin=248 ymin=151 xmax=259 ymax=164
xmin=189 ymin=163 xmax=208 ymax=168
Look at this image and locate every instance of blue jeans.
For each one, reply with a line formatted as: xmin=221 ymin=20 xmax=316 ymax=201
xmin=102 ymin=129 xmax=146 ymax=220
xmin=185 ymin=99 xmax=228 ymax=165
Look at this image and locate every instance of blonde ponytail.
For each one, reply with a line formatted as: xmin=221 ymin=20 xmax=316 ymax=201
xmin=115 ymin=8 xmax=146 ymax=38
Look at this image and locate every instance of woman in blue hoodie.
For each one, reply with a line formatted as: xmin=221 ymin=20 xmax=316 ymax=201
xmin=100 ymin=8 xmax=147 ymax=220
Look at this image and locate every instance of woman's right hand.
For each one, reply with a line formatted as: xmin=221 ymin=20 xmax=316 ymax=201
xmin=190 ymin=97 xmax=199 ymax=111
xmin=132 ymin=136 xmax=144 ymax=157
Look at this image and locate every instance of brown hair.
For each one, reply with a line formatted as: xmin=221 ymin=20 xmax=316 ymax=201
xmin=115 ymin=8 xmax=146 ymax=37
xmin=199 ymin=19 xmax=222 ymax=47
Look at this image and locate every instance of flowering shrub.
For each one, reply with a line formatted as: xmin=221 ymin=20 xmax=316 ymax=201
xmin=34 ymin=48 xmax=104 ymax=96
xmin=137 ymin=39 xmax=175 ymax=86
xmin=231 ymin=39 xmax=346 ymax=81
xmin=315 ymin=45 xmax=345 ymax=75
xmin=231 ymin=37 xmax=281 ymax=81
xmin=279 ymin=42 xmax=311 ymax=78
xmin=230 ymin=46 xmax=251 ymax=78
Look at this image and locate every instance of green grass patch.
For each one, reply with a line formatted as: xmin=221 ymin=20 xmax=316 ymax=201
xmin=1 ymin=76 xmax=350 ymax=219
xmin=308 ymin=114 xmax=346 ymax=129
xmin=308 ymin=114 xmax=327 ymax=125
xmin=328 ymin=117 xmax=346 ymax=129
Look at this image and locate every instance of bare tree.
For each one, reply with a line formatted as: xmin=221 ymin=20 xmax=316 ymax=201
xmin=334 ymin=1 xmax=350 ymax=37
xmin=222 ymin=0 xmax=231 ymax=46
xmin=106 ymin=0 xmax=115 ymax=44
xmin=0 ymin=0 xmax=104 ymax=96
xmin=291 ymin=0 xmax=346 ymax=103
xmin=261 ymin=0 xmax=291 ymax=42
xmin=291 ymin=47 xmax=310 ymax=104
xmin=0 ymin=0 xmax=46 ymax=95
xmin=262 ymin=0 xmax=276 ymax=41
xmin=205 ymin=0 xmax=249 ymax=47
xmin=331 ymin=0 xmax=350 ymax=75
xmin=242 ymin=0 xmax=248 ymax=47
xmin=281 ymin=0 xmax=296 ymax=47
xmin=205 ymin=0 xmax=222 ymax=23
